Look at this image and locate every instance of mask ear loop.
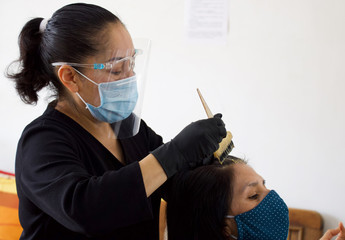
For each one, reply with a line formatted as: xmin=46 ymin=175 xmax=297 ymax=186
xmin=75 ymin=92 xmax=88 ymax=109
xmin=73 ymin=67 xmax=99 ymax=86
xmin=72 ymin=67 xmax=99 ymax=110
xmin=225 ymin=216 xmax=238 ymax=240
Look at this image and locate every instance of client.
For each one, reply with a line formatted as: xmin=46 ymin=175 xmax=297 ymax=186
xmin=166 ymin=155 xmax=344 ymax=240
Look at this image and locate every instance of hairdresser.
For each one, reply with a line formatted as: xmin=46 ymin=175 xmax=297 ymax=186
xmin=8 ymin=3 xmax=226 ymax=240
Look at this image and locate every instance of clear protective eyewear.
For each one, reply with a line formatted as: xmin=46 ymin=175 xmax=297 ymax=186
xmin=52 ymin=49 xmax=143 ymax=78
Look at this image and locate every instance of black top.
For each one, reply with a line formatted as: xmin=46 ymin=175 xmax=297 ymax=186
xmin=15 ymin=104 xmax=164 ymax=240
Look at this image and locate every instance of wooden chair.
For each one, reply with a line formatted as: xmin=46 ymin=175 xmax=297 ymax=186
xmin=159 ymin=199 xmax=167 ymax=240
xmin=288 ymin=208 xmax=323 ymax=240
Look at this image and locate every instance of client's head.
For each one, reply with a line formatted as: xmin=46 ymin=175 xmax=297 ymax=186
xmin=166 ymin=155 xmax=289 ymax=240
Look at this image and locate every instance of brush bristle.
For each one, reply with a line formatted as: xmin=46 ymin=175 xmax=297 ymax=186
xmin=214 ymin=131 xmax=234 ymax=164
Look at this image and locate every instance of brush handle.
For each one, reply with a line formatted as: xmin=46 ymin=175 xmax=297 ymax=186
xmin=197 ymin=88 xmax=213 ymax=118
xmin=197 ymin=88 xmax=234 ymax=164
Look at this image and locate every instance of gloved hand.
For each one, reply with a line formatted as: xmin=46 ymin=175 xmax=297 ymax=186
xmin=151 ymin=114 xmax=227 ymax=178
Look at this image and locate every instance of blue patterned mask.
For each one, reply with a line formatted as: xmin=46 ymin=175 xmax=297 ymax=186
xmin=75 ymin=69 xmax=138 ymax=123
xmin=226 ymin=190 xmax=289 ymax=240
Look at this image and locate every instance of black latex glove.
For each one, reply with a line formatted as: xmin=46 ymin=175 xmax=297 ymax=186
xmin=151 ymin=114 xmax=226 ymax=178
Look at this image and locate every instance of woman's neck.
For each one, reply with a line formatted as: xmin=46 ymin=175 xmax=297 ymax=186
xmin=55 ymin=98 xmax=110 ymax=135
xmin=55 ymin=98 xmax=124 ymax=163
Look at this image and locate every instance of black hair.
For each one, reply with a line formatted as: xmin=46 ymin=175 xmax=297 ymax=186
xmin=166 ymin=155 xmax=246 ymax=240
xmin=6 ymin=3 xmax=122 ymax=104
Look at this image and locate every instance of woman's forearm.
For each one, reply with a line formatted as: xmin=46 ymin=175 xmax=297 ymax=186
xmin=139 ymin=154 xmax=168 ymax=197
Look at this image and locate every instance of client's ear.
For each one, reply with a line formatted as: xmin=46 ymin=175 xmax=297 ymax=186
xmin=223 ymin=224 xmax=231 ymax=238
xmin=223 ymin=218 xmax=238 ymax=239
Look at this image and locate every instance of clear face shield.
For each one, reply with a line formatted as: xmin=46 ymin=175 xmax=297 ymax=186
xmin=52 ymin=38 xmax=151 ymax=139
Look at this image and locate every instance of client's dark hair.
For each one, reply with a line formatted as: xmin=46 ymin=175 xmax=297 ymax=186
xmin=166 ymin=155 xmax=246 ymax=240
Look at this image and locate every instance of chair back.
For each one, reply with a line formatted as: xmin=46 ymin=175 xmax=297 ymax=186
xmin=288 ymin=208 xmax=323 ymax=240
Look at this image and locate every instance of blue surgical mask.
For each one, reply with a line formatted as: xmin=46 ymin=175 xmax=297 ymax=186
xmin=74 ymin=69 xmax=138 ymax=123
xmin=226 ymin=190 xmax=289 ymax=240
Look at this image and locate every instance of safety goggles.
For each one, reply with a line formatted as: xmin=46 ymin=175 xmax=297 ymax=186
xmin=51 ymin=49 xmax=143 ymax=74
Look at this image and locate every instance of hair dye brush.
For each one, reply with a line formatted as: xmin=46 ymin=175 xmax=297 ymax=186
xmin=197 ymin=88 xmax=234 ymax=164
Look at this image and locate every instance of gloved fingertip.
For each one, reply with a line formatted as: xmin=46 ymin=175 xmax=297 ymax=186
xmin=214 ymin=117 xmax=225 ymax=128
xmin=221 ymin=129 xmax=227 ymax=138
xmin=214 ymin=113 xmax=223 ymax=119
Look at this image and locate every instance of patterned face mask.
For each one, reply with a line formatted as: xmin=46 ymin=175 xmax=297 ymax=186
xmin=225 ymin=190 xmax=289 ymax=240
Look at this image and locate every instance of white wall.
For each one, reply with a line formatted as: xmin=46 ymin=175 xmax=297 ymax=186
xmin=1 ymin=0 xmax=344 ymax=234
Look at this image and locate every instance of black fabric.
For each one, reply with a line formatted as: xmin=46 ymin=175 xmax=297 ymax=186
xmin=15 ymin=104 xmax=164 ymax=240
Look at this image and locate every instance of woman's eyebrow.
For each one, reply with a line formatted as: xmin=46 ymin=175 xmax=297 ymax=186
xmin=241 ymin=179 xmax=265 ymax=193
xmin=107 ymin=56 xmax=124 ymax=62
xmin=241 ymin=181 xmax=258 ymax=193
xmin=247 ymin=181 xmax=259 ymax=188
xmin=248 ymin=181 xmax=259 ymax=187
xmin=107 ymin=52 xmax=136 ymax=62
